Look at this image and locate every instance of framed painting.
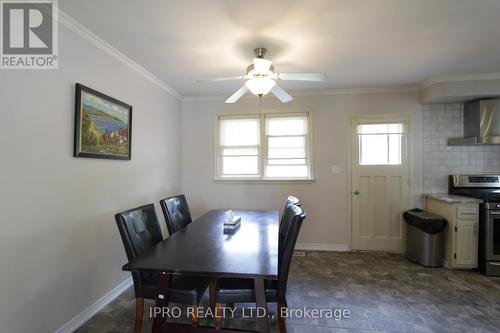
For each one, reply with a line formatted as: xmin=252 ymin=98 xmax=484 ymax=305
xmin=74 ymin=84 xmax=132 ymax=160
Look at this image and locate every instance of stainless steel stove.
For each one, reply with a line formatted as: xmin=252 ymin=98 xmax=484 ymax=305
xmin=449 ymin=175 xmax=500 ymax=276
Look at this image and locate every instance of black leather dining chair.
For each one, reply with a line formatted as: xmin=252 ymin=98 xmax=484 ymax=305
xmin=214 ymin=204 xmax=306 ymax=333
xmin=115 ymin=204 xmax=210 ymax=333
xmin=283 ymin=195 xmax=301 ymax=212
xmin=280 ymin=196 xmax=301 ymax=252
xmin=159 ymin=194 xmax=218 ymax=313
xmin=160 ymin=194 xmax=192 ymax=235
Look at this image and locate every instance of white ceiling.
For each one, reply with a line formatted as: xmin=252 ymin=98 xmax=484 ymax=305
xmin=61 ymin=0 xmax=500 ymax=97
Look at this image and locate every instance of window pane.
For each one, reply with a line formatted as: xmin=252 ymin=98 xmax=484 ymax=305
xmin=222 ymin=147 xmax=258 ymax=156
xmin=268 ymin=136 xmax=306 ymax=159
xmin=266 ymin=165 xmax=309 ymax=178
xmin=359 ymin=134 xmax=388 ymax=165
xmin=359 ymin=133 xmax=403 ymax=165
xmin=388 ymin=134 xmax=402 ymax=164
xmin=266 ymin=116 xmax=307 ymax=136
xmin=357 ymin=123 xmax=404 ymax=134
xmin=267 ymin=158 xmax=307 ymax=165
xmin=220 ymin=118 xmax=259 ymax=146
xmin=222 ymin=156 xmax=258 ymax=175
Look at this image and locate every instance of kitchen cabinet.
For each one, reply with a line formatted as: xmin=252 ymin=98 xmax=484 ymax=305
xmin=426 ymin=197 xmax=478 ymax=268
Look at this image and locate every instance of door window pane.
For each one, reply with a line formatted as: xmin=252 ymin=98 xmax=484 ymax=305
xmin=388 ymin=134 xmax=402 ymax=165
xmin=358 ymin=123 xmax=404 ymax=165
xmin=357 ymin=123 xmax=404 ymax=135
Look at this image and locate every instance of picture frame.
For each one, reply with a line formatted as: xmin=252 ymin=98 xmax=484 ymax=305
xmin=74 ymin=83 xmax=132 ymax=160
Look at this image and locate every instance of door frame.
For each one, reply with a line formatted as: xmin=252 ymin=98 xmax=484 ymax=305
xmin=347 ymin=113 xmax=415 ymax=252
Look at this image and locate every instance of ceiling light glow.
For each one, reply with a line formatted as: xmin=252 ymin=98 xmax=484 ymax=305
xmin=245 ymin=78 xmax=276 ymax=95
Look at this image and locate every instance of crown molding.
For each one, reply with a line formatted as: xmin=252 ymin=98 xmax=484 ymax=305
xmin=57 ymin=9 xmax=182 ymax=100
xmin=182 ymin=84 xmax=420 ymax=102
xmin=51 ymin=12 xmax=500 ymax=104
xmin=421 ymin=72 xmax=500 ymax=89
xmin=184 ymin=72 xmax=500 ymax=103
xmin=293 ymin=85 xmax=420 ymax=96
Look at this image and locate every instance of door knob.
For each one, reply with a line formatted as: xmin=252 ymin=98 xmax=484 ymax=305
xmin=353 ymin=190 xmax=359 ymax=195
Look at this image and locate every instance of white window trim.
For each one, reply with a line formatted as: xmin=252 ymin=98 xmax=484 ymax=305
xmin=214 ymin=110 xmax=314 ymax=181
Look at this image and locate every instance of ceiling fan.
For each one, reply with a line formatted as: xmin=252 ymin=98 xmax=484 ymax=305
xmin=198 ymin=48 xmax=327 ymax=103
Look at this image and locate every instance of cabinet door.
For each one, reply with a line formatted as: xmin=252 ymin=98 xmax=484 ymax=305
xmin=454 ymin=216 xmax=478 ymax=268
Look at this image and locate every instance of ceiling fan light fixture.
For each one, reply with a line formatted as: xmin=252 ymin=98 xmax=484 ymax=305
xmin=245 ymin=77 xmax=276 ymax=96
xmin=200 ymin=47 xmax=325 ymax=104
xmin=253 ymin=58 xmax=273 ymax=73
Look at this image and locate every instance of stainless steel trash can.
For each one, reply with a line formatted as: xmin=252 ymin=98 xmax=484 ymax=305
xmin=404 ymin=209 xmax=447 ymax=267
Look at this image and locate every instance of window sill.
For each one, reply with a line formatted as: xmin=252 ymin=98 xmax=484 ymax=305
xmin=213 ymin=178 xmax=316 ymax=184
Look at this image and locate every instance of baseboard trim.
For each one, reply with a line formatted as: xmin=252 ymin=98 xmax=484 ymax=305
xmin=295 ymin=243 xmax=351 ymax=252
xmin=54 ymin=277 xmax=133 ymax=333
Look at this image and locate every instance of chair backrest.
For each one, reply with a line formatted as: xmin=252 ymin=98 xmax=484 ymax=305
xmin=115 ymin=204 xmax=163 ymax=262
xmin=115 ymin=204 xmax=163 ymax=298
xmin=278 ymin=204 xmax=306 ymax=302
xmin=159 ymin=194 xmax=192 ymax=235
xmin=283 ymin=196 xmax=301 ymax=212
xmin=279 ymin=196 xmax=301 ymax=251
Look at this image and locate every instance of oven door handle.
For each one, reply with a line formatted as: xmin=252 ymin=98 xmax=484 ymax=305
xmin=489 ymin=211 xmax=500 ymax=215
xmin=490 ymin=262 xmax=500 ymax=266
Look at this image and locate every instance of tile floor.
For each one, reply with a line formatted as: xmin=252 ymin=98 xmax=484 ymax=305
xmin=76 ymin=251 xmax=500 ymax=333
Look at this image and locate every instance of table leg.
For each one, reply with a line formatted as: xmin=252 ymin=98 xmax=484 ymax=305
xmin=209 ymin=277 xmax=217 ymax=311
xmin=152 ymin=272 xmax=170 ymax=333
xmin=253 ymin=277 xmax=269 ymax=333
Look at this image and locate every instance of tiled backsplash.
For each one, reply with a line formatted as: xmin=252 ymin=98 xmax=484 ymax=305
xmin=423 ymin=103 xmax=500 ymax=193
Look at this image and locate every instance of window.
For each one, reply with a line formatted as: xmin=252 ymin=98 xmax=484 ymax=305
xmin=265 ymin=114 xmax=309 ymax=178
xmin=219 ymin=116 xmax=260 ymax=177
xmin=357 ymin=123 xmax=404 ymax=165
xmin=216 ymin=112 xmax=312 ymax=180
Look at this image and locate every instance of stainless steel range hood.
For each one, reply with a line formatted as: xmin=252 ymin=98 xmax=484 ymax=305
xmin=448 ymin=99 xmax=500 ymax=146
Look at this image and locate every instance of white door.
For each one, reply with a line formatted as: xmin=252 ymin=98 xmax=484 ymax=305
xmin=351 ymin=115 xmax=411 ymax=252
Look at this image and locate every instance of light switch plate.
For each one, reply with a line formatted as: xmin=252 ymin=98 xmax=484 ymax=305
xmin=330 ymin=165 xmax=342 ymax=174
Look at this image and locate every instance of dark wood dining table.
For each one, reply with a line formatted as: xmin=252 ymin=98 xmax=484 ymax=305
xmin=123 ymin=209 xmax=279 ymax=333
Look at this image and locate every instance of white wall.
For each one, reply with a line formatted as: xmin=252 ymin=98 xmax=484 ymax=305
xmin=0 ymin=24 xmax=181 ymax=333
xmin=181 ymin=91 xmax=423 ymax=249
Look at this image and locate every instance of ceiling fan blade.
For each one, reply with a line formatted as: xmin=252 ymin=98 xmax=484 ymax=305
xmin=278 ymin=72 xmax=327 ymax=81
xmin=270 ymin=84 xmax=293 ymax=103
xmin=197 ymin=76 xmax=245 ymax=83
xmin=225 ymin=85 xmax=249 ymax=103
xmin=253 ymin=58 xmax=272 ymax=73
